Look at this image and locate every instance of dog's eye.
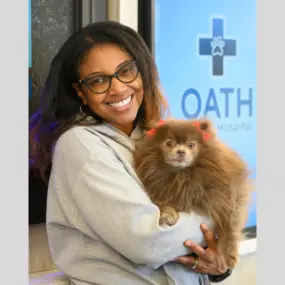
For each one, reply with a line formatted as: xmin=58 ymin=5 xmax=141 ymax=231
xmin=165 ymin=140 xmax=174 ymax=147
xmin=188 ymin=142 xmax=196 ymax=149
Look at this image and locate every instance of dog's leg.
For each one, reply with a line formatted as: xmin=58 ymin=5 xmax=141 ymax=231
xmin=219 ymin=183 xmax=251 ymax=268
xmin=218 ymin=232 xmax=240 ymax=268
xmin=159 ymin=205 xmax=180 ymax=226
xmin=215 ymin=210 xmax=245 ymax=269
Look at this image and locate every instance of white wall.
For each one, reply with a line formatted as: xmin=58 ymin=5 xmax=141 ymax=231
xmin=107 ymin=0 xmax=138 ymax=31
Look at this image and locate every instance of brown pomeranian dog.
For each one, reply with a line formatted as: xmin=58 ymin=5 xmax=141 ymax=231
xmin=133 ymin=118 xmax=252 ymax=268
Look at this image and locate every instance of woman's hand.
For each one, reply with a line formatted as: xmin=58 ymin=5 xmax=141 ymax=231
xmin=174 ymin=223 xmax=228 ymax=275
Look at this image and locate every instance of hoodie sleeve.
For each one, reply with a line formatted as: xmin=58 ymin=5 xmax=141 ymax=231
xmin=50 ymin=128 xmax=214 ymax=270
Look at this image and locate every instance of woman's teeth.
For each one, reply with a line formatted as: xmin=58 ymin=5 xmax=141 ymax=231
xmin=108 ymin=96 xmax=131 ymax=107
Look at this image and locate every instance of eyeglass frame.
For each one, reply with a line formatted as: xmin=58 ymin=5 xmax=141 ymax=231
xmin=77 ymin=59 xmax=139 ymax=94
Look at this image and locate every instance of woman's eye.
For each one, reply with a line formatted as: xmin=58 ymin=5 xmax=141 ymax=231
xmin=121 ymin=64 xmax=135 ymax=74
xmin=88 ymin=77 xmax=106 ymax=86
xmin=122 ymin=67 xmax=132 ymax=73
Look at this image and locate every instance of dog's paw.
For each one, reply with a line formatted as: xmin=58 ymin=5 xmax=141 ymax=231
xmin=159 ymin=212 xmax=179 ymax=226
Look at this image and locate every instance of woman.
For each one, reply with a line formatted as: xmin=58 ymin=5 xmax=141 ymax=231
xmin=30 ymin=21 xmax=232 ymax=285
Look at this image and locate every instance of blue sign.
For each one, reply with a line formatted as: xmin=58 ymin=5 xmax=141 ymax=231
xmin=154 ymin=0 xmax=256 ymax=228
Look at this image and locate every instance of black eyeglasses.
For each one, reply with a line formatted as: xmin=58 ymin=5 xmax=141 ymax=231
xmin=78 ymin=60 xmax=139 ymax=94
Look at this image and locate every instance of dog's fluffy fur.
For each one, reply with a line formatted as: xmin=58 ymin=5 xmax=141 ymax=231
xmin=133 ymin=118 xmax=252 ymax=268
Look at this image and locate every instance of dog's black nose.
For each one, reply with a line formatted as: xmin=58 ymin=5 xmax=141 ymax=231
xmin=177 ymin=149 xmax=185 ymax=156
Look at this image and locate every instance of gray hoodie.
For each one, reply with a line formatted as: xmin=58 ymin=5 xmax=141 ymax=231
xmin=46 ymin=121 xmax=214 ymax=285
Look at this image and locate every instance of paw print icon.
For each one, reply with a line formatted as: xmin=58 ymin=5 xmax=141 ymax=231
xmin=210 ymin=36 xmax=225 ymax=57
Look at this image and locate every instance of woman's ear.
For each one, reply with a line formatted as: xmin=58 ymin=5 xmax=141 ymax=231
xmin=72 ymin=83 xmax=86 ymax=104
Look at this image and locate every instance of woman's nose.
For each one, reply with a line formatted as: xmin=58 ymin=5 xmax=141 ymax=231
xmin=107 ymin=77 xmax=127 ymax=95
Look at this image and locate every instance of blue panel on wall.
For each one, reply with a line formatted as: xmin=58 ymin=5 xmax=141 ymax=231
xmin=154 ymin=0 xmax=256 ymax=228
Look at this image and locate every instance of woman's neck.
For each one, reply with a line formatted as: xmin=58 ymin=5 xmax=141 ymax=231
xmin=109 ymin=122 xmax=135 ymax=136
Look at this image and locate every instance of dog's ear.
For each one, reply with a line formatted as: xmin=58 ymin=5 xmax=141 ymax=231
xmin=146 ymin=120 xmax=165 ymax=137
xmin=197 ymin=118 xmax=216 ymax=135
xmin=190 ymin=118 xmax=217 ymax=142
